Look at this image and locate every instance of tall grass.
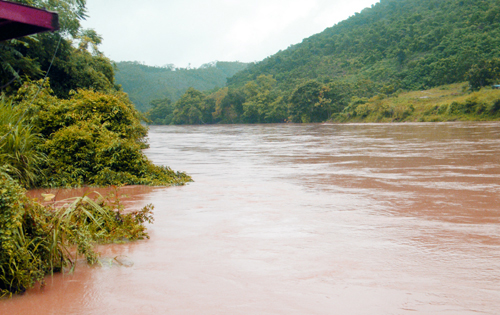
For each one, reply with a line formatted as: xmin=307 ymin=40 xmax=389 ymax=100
xmin=0 ymin=98 xmax=46 ymax=188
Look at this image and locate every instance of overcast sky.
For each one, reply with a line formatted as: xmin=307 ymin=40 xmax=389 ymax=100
xmin=81 ymin=0 xmax=379 ymax=68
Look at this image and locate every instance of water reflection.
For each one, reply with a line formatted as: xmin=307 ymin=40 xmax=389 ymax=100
xmin=2 ymin=122 xmax=500 ymax=314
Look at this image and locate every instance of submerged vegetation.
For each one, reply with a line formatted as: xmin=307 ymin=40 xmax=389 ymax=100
xmin=0 ymin=170 xmax=154 ymax=297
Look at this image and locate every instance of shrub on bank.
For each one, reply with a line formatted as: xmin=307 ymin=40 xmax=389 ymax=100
xmin=8 ymin=81 xmax=191 ymax=188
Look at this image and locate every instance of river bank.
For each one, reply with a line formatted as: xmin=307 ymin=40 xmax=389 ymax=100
xmin=332 ymin=83 xmax=500 ymax=123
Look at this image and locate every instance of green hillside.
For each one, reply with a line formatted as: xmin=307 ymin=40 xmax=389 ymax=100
xmin=229 ymin=0 xmax=500 ymax=91
xmin=146 ymin=0 xmax=500 ymax=125
xmin=115 ymin=61 xmax=248 ymax=112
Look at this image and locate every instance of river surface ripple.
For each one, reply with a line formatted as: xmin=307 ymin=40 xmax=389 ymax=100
xmin=2 ymin=122 xmax=500 ymax=314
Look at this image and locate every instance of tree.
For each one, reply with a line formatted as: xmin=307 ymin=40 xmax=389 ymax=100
xmin=324 ymin=81 xmax=355 ymax=114
xmin=145 ymin=97 xmax=175 ymax=125
xmin=218 ymin=87 xmax=246 ymax=123
xmin=289 ymin=80 xmax=331 ymax=123
xmin=241 ymin=75 xmax=286 ymax=123
xmin=467 ymin=58 xmax=500 ymax=91
xmin=172 ymin=88 xmax=206 ymax=125
xmin=209 ymin=87 xmax=229 ymax=123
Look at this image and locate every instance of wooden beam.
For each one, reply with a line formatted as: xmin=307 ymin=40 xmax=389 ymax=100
xmin=0 ymin=0 xmax=59 ymax=41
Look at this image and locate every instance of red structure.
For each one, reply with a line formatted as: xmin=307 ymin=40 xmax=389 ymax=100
xmin=0 ymin=0 xmax=59 ymax=41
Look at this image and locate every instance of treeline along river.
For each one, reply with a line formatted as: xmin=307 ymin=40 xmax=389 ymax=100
xmin=2 ymin=122 xmax=500 ymax=314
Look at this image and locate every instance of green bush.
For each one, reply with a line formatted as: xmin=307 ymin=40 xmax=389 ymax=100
xmin=467 ymin=59 xmax=500 ymax=91
xmin=10 ymin=81 xmax=191 ymax=187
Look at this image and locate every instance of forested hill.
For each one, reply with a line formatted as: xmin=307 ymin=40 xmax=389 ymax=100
xmin=228 ymin=0 xmax=500 ymax=91
xmin=115 ymin=61 xmax=248 ymax=112
xmin=145 ymin=0 xmax=500 ymax=125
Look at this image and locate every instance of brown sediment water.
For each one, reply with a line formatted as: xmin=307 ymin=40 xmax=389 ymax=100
xmin=2 ymin=122 xmax=500 ymax=314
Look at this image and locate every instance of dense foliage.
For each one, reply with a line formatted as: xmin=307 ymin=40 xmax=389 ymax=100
xmin=1 ymin=81 xmax=190 ymax=188
xmin=146 ymin=76 xmax=378 ymax=125
xmin=0 ymin=0 xmax=192 ymax=298
xmin=115 ymin=61 xmax=248 ymax=112
xmin=467 ymin=58 xmax=500 ymax=90
xmin=147 ymin=0 xmax=500 ymax=125
xmin=1 ymin=0 xmax=190 ymax=188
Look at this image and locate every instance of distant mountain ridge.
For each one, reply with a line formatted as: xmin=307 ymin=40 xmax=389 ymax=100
xmin=115 ymin=61 xmax=248 ymax=111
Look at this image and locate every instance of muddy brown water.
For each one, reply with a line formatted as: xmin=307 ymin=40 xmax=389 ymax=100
xmin=2 ymin=122 xmax=500 ymax=314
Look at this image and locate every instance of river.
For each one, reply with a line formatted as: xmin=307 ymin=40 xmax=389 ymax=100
xmin=2 ymin=122 xmax=500 ymax=314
